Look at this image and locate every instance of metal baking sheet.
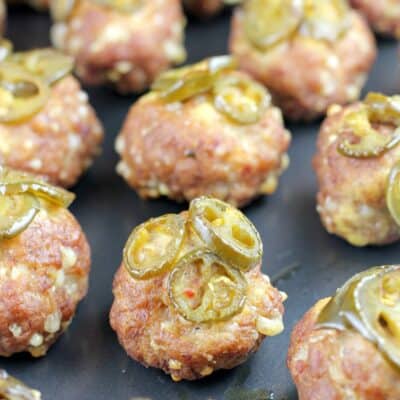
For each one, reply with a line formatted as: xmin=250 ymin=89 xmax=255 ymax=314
xmin=3 ymin=7 xmax=400 ymax=400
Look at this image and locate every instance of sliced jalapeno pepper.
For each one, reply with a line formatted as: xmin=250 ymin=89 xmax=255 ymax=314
xmin=10 ymin=49 xmax=74 ymax=85
xmin=0 ymin=39 xmax=13 ymax=62
xmin=0 ymin=369 xmax=41 ymax=400
xmin=152 ymin=56 xmax=237 ymax=103
xmin=0 ymin=193 xmax=40 ymax=239
xmin=365 ymin=92 xmax=400 ymax=127
xmin=50 ymin=0 xmax=77 ymax=21
xmin=123 ymin=214 xmax=186 ymax=280
xmin=244 ymin=0 xmax=303 ymax=49
xmin=213 ymin=74 xmax=270 ymax=124
xmin=92 ymin=0 xmax=143 ymax=13
xmin=0 ymin=63 xmax=50 ymax=123
xmin=168 ymin=249 xmax=247 ymax=323
xmin=189 ymin=197 xmax=262 ymax=271
xmin=386 ymin=161 xmax=400 ymax=227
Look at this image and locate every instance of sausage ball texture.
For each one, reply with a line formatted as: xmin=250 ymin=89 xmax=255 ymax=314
xmin=51 ymin=0 xmax=186 ymax=93
xmin=229 ymin=6 xmax=376 ymax=121
xmin=350 ymin=0 xmax=400 ymax=38
xmin=0 ymin=75 xmax=103 ymax=188
xmin=116 ymin=66 xmax=290 ymax=207
xmin=183 ymin=0 xmax=223 ymax=17
xmin=313 ymin=102 xmax=400 ymax=246
xmin=287 ymin=299 xmax=400 ymax=400
xmin=0 ymin=204 xmax=91 ymax=357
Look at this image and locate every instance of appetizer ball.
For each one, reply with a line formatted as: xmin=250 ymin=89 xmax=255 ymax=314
xmin=0 ymin=167 xmax=90 ymax=357
xmin=0 ymin=44 xmax=103 ymax=188
xmin=110 ymin=197 xmax=286 ymax=381
xmin=288 ymin=265 xmax=400 ymax=400
xmin=115 ymin=56 xmax=291 ymax=207
xmin=350 ymin=0 xmax=400 ymax=38
xmin=50 ymin=0 xmax=186 ymax=93
xmin=229 ymin=0 xmax=376 ymax=121
xmin=313 ymin=93 xmax=400 ymax=246
xmin=183 ymin=0 xmax=224 ymax=17
xmin=0 ymin=370 xmax=41 ymax=399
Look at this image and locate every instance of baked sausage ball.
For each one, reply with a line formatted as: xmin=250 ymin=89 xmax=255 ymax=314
xmin=110 ymin=197 xmax=286 ymax=381
xmin=288 ymin=265 xmax=400 ymax=400
xmin=350 ymin=0 xmax=400 ymax=38
xmin=50 ymin=0 xmax=186 ymax=93
xmin=313 ymin=93 xmax=400 ymax=247
xmin=115 ymin=56 xmax=291 ymax=207
xmin=0 ymin=44 xmax=103 ymax=188
xmin=0 ymin=167 xmax=90 ymax=357
xmin=0 ymin=370 xmax=41 ymax=399
xmin=229 ymin=0 xmax=376 ymax=121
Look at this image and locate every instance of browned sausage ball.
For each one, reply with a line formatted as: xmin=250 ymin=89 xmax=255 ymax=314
xmin=183 ymin=0 xmax=223 ymax=17
xmin=0 ymin=49 xmax=103 ymax=188
xmin=350 ymin=0 xmax=400 ymax=38
xmin=313 ymin=96 xmax=400 ymax=247
xmin=115 ymin=57 xmax=291 ymax=207
xmin=0 ymin=172 xmax=90 ymax=357
xmin=50 ymin=0 xmax=186 ymax=93
xmin=288 ymin=297 xmax=400 ymax=399
xmin=229 ymin=1 xmax=376 ymax=121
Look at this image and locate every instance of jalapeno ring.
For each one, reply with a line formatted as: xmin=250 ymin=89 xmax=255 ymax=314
xmin=123 ymin=213 xmax=186 ymax=280
xmin=168 ymin=249 xmax=247 ymax=323
xmin=386 ymin=161 xmax=400 ymax=227
xmin=0 ymin=369 xmax=41 ymax=400
xmin=189 ymin=197 xmax=262 ymax=271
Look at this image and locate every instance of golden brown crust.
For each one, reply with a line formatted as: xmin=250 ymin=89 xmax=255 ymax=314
xmin=0 ymin=205 xmax=90 ymax=357
xmin=115 ymin=72 xmax=291 ymax=207
xmin=0 ymin=75 xmax=103 ymax=188
xmin=183 ymin=0 xmax=223 ymax=18
xmin=229 ymin=10 xmax=376 ymax=121
xmin=110 ymin=263 xmax=284 ymax=381
xmin=350 ymin=0 xmax=400 ymax=38
xmin=287 ymin=299 xmax=400 ymax=400
xmin=51 ymin=0 xmax=186 ymax=93
xmin=313 ymin=104 xmax=400 ymax=246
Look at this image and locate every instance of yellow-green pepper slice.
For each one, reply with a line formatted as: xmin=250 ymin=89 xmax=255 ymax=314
xmin=213 ymin=74 xmax=270 ymax=124
xmin=386 ymin=161 xmax=400 ymax=227
xmin=123 ymin=213 xmax=186 ymax=280
xmin=168 ymin=249 xmax=247 ymax=323
xmin=0 ymin=39 xmax=13 ymax=62
xmin=0 ymin=193 xmax=40 ymax=239
xmin=0 ymin=370 xmax=41 ymax=400
xmin=365 ymin=92 xmax=400 ymax=127
xmin=244 ymin=0 xmax=303 ymax=49
xmin=189 ymin=197 xmax=262 ymax=271
xmin=0 ymin=63 xmax=50 ymax=123
xmin=152 ymin=56 xmax=237 ymax=103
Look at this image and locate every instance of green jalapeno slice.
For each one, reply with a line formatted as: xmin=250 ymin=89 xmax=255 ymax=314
xmin=168 ymin=249 xmax=247 ymax=323
xmin=123 ymin=213 xmax=186 ymax=280
xmin=0 ymin=370 xmax=41 ymax=400
xmin=189 ymin=197 xmax=262 ymax=271
xmin=387 ymin=161 xmax=400 ymax=226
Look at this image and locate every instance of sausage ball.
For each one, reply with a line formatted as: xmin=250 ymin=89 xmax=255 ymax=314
xmin=229 ymin=0 xmax=376 ymax=121
xmin=288 ymin=266 xmax=400 ymax=400
xmin=350 ymin=0 xmax=400 ymax=38
xmin=110 ymin=197 xmax=286 ymax=381
xmin=115 ymin=56 xmax=291 ymax=207
xmin=50 ymin=0 xmax=186 ymax=93
xmin=313 ymin=93 xmax=400 ymax=246
xmin=0 ymin=46 xmax=103 ymax=188
xmin=0 ymin=167 xmax=90 ymax=357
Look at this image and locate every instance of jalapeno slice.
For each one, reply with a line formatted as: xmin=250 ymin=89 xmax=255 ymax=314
xmin=0 ymin=193 xmax=40 ymax=239
xmin=50 ymin=0 xmax=77 ymax=21
xmin=0 ymin=39 xmax=13 ymax=62
xmin=0 ymin=63 xmax=50 ymax=123
xmin=189 ymin=197 xmax=262 ymax=271
xmin=244 ymin=0 xmax=303 ymax=49
xmin=0 ymin=370 xmax=41 ymax=400
xmin=152 ymin=56 xmax=237 ymax=103
xmin=300 ymin=0 xmax=350 ymax=41
xmin=365 ymin=92 xmax=400 ymax=127
xmin=168 ymin=249 xmax=247 ymax=323
xmin=10 ymin=49 xmax=74 ymax=85
xmin=386 ymin=161 xmax=400 ymax=227
xmin=92 ymin=0 xmax=143 ymax=13
xmin=354 ymin=266 xmax=400 ymax=369
xmin=123 ymin=214 xmax=186 ymax=280
xmin=213 ymin=75 xmax=270 ymax=124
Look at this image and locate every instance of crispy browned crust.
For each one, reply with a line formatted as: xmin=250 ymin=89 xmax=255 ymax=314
xmin=183 ymin=0 xmax=223 ymax=18
xmin=0 ymin=206 xmax=91 ymax=357
xmin=51 ymin=0 xmax=186 ymax=93
xmin=0 ymin=75 xmax=103 ymax=188
xmin=110 ymin=264 xmax=284 ymax=381
xmin=287 ymin=299 xmax=400 ymax=400
xmin=229 ymin=10 xmax=376 ymax=121
xmin=312 ymin=104 xmax=400 ymax=246
xmin=115 ymin=72 xmax=291 ymax=207
xmin=350 ymin=0 xmax=400 ymax=38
